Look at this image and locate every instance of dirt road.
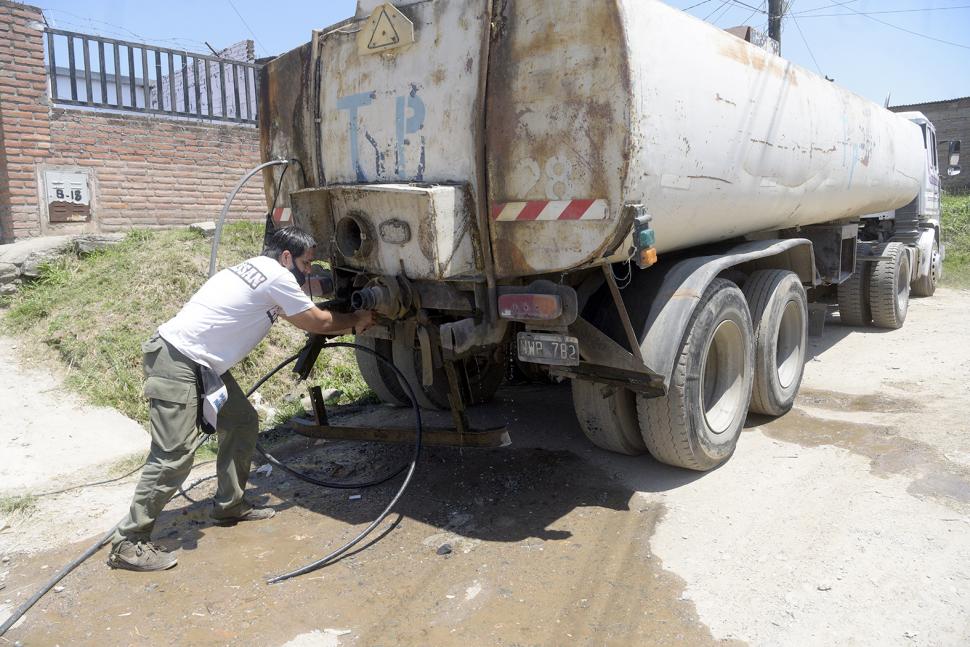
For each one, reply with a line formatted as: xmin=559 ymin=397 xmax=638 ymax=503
xmin=2 ymin=288 xmax=969 ymax=646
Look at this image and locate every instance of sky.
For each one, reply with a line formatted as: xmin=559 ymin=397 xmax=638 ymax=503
xmin=33 ymin=0 xmax=970 ymax=107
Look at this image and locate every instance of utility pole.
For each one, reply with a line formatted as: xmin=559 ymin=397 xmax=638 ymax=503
xmin=768 ymin=0 xmax=783 ymax=51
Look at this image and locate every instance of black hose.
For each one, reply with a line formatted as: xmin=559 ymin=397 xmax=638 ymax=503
xmin=0 ymin=339 xmax=423 ymax=634
xmin=265 ymin=340 xmax=422 ymax=584
xmin=0 ymin=527 xmax=117 ymax=636
xmin=250 ymin=349 xmax=411 ymax=491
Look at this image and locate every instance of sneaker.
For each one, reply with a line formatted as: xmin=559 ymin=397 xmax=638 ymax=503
xmin=211 ymin=505 xmax=276 ymax=527
xmin=107 ymin=540 xmax=178 ymax=572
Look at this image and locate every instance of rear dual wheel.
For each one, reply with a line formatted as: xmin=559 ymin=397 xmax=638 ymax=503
xmin=870 ymin=242 xmax=911 ymax=329
xmin=636 ymin=279 xmax=755 ymax=471
xmin=838 ymin=259 xmax=872 ymax=327
xmin=355 ymin=333 xmax=505 ymax=410
xmin=572 ymin=279 xmax=756 ymax=471
xmin=839 ymin=242 xmax=913 ymax=329
xmin=571 ymin=380 xmax=645 ymax=456
xmin=742 ymin=270 xmax=807 ymax=416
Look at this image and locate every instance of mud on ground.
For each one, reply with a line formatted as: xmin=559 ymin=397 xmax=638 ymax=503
xmin=2 ymin=288 xmax=970 ymax=646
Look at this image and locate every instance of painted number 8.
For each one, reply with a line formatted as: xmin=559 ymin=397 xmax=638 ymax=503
xmin=545 ymin=155 xmax=571 ymax=200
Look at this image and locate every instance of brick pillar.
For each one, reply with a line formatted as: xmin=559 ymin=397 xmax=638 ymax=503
xmin=0 ymin=0 xmax=50 ymax=243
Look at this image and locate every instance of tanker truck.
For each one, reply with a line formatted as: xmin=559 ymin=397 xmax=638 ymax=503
xmin=257 ymin=0 xmax=961 ymax=471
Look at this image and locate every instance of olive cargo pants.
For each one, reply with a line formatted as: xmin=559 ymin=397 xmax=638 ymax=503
xmin=111 ymin=333 xmax=260 ymax=547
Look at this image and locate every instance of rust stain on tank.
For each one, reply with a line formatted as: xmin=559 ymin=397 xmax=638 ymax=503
xmin=259 ymin=42 xmax=312 ymax=203
xmin=417 ymin=218 xmax=437 ymax=263
xmin=491 ymin=234 xmax=536 ymax=275
xmin=485 ymin=1 xmax=629 ymax=278
xmin=719 ymin=37 xmax=798 ymax=85
xmin=430 ymin=67 xmax=447 ymax=86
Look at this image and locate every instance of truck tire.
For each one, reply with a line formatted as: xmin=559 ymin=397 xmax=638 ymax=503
xmin=911 ymin=239 xmax=941 ymax=297
xmin=391 ymin=336 xmax=506 ymax=410
xmin=391 ymin=334 xmax=448 ymax=410
xmin=742 ymin=270 xmax=807 ymax=416
xmin=636 ymin=279 xmax=754 ymax=471
xmin=837 ymin=259 xmax=871 ymax=327
xmin=571 ymin=380 xmax=647 ymax=455
xmin=355 ymin=335 xmax=410 ymax=406
xmin=869 ymin=241 xmax=911 ymax=329
xmin=456 ymin=345 xmax=507 ymax=406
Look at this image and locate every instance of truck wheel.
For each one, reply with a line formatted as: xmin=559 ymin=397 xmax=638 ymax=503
xmin=571 ymin=380 xmax=646 ymax=455
xmin=355 ymin=335 xmax=410 ymax=406
xmin=636 ymin=279 xmax=754 ymax=471
xmin=911 ymin=239 xmax=940 ymax=297
xmin=742 ymin=270 xmax=807 ymax=416
xmin=391 ymin=333 xmax=448 ymax=410
xmin=391 ymin=336 xmax=506 ymax=410
xmin=837 ymin=259 xmax=871 ymax=326
xmin=455 ymin=345 xmax=507 ymax=406
xmin=869 ymin=242 xmax=911 ymax=329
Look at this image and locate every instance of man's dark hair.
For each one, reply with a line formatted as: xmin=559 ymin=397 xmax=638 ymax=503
xmin=262 ymin=226 xmax=316 ymax=260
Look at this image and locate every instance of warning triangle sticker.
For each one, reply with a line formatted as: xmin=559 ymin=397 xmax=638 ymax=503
xmin=367 ymin=8 xmax=400 ymax=50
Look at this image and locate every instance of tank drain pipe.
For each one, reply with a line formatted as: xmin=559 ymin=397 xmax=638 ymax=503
xmin=208 ymin=158 xmax=290 ymax=277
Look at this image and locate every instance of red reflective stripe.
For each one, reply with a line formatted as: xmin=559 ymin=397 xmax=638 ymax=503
xmin=516 ymin=201 xmax=548 ymax=221
xmin=558 ymin=199 xmax=595 ymax=220
xmin=272 ymin=208 xmax=283 ymax=224
xmin=490 ymin=203 xmax=505 ymax=220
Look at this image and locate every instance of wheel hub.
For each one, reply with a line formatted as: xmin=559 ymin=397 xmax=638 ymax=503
xmin=701 ymin=320 xmax=746 ymax=435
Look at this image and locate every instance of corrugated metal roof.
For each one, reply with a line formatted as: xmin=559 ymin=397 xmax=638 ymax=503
xmin=890 ymin=96 xmax=970 ymax=110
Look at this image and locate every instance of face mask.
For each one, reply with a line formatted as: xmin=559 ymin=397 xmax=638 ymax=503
xmin=286 ymin=253 xmax=307 ymax=287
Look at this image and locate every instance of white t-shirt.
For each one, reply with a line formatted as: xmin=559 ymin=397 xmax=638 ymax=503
xmin=158 ymin=255 xmax=314 ymax=375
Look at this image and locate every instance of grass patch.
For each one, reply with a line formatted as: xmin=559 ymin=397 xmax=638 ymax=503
xmin=943 ymin=192 xmax=970 ymax=287
xmin=0 ymin=223 xmax=370 ymax=429
xmin=0 ymin=494 xmax=38 ymax=516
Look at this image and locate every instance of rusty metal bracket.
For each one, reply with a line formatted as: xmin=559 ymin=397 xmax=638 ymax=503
xmin=601 ymin=263 xmax=645 ymax=365
xmin=309 ymin=385 xmax=329 ymax=426
xmin=443 ymin=358 xmax=471 ymax=439
xmin=291 ymin=355 xmax=507 ymax=449
xmin=417 ymin=325 xmax=435 ymax=386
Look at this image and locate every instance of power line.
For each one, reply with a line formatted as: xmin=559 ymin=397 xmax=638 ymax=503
xmin=739 ymin=1 xmax=767 ymax=25
xmin=703 ymin=1 xmax=732 ymax=22
xmin=799 ymin=6 xmax=970 ymax=18
xmin=788 ymin=5 xmax=823 ymax=75
xmin=823 ymin=0 xmax=970 ymax=51
xmin=684 ymin=0 xmax=715 ymax=11
xmin=728 ymin=0 xmax=766 ymax=13
xmin=792 ymin=0 xmax=859 ymax=16
xmin=715 ymin=1 xmax=738 ymax=24
xmin=226 ymin=0 xmax=270 ymax=58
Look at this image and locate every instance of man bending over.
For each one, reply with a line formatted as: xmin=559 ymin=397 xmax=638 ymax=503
xmin=109 ymin=226 xmax=374 ymax=572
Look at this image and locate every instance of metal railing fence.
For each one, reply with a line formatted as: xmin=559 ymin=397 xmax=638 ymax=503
xmin=45 ymin=28 xmax=259 ymax=124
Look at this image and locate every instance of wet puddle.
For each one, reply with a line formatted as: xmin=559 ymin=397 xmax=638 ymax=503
xmin=3 ymin=443 xmax=739 ymax=646
xmin=749 ymin=390 xmax=970 ymax=506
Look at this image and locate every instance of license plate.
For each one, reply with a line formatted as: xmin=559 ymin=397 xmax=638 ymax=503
xmin=516 ymin=332 xmax=580 ymax=366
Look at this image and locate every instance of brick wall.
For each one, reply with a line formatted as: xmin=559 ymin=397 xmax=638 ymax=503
xmin=0 ymin=0 xmax=266 ymax=243
xmin=47 ymin=109 xmax=265 ymax=232
xmin=0 ymin=0 xmax=51 ymax=241
xmin=891 ymin=97 xmax=970 ymax=193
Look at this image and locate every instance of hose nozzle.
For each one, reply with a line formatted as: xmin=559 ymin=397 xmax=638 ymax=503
xmin=351 ymin=285 xmax=389 ymax=312
xmin=350 ymin=277 xmax=409 ymax=318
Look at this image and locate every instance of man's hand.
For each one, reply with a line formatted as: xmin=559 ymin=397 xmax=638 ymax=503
xmin=284 ymin=307 xmax=378 ymax=336
xmin=353 ymin=309 xmax=376 ymax=334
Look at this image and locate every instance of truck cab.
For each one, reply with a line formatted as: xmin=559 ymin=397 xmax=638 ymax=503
xmin=855 ymin=112 xmax=960 ymax=299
